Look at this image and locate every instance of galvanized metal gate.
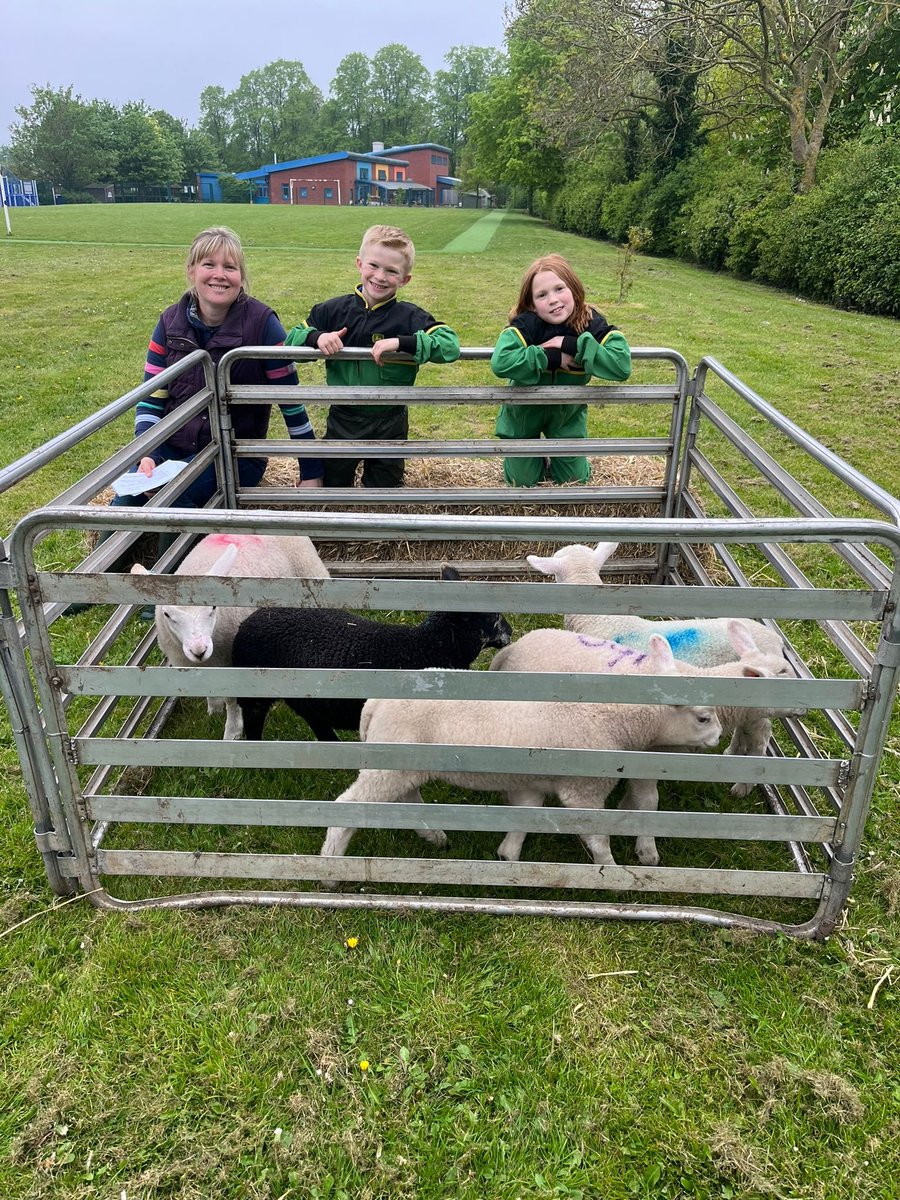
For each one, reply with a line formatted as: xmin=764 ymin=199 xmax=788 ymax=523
xmin=2 ymin=346 xmax=898 ymax=938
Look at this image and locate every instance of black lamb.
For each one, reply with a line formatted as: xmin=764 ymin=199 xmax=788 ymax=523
xmin=230 ymin=566 xmax=512 ymax=741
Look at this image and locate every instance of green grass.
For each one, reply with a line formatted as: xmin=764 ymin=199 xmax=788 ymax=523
xmin=2 ymin=204 xmax=900 ymax=1200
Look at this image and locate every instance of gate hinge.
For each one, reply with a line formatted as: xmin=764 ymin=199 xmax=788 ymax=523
xmin=837 ymin=759 xmax=851 ymax=788
xmin=61 ymin=734 xmax=80 ymax=765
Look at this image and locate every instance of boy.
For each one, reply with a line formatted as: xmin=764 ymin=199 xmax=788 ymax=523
xmin=286 ymin=225 xmax=460 ymax=488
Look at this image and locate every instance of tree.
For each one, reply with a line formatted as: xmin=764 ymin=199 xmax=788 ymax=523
xmin=116 ymin=103 xmax=184 ymax=188
xmin=466 ymin=42 xmax=565 ymax=207
xmin=199 ymin=85 xmax=234 ymax=167
xmin=7 ymin=85 xmax=117 ymax=191
xmin=327 ymin=52 xmax=374 ymax=152
xmin=431 ymin=45 xmax=504 ymax=172
xmin=369 ymin=44 xmax=432 ymax=145
xmin=510 ymin=0 xmax=900 ymax=190
xmin=227 ymin=61 xmax=323 ymax=168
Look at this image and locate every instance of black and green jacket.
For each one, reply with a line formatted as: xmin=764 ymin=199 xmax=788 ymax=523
xmin=286 ymin=285 xmax=460 ymax=412
xmin=491 ymin=309 xmax=632 ymax=387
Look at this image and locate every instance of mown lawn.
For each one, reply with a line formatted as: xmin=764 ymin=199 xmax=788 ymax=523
xmin=1 ymin=204 xmax=898 ymax=1200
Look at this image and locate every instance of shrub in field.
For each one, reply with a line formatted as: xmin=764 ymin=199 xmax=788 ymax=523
xmin=636 ymin=159 xmax=699 ymax=256
xmin=218 ymin=174 xmax=254 ymax=204
xmin=725 ymin=182 xmax=795 ymax=281
xmin=833 ymin=195 xmax=900 ymax=316
xmin=600 ymin=177 xmax=650 ymax=242
xmin=58 ymin=190 xmax=98 ymax=204
xmin=682 ymin=160 xmax=770 ymax=270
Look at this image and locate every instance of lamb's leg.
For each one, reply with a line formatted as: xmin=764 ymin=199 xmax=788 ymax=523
xmin=207 ymin=696 xmax=225 ymax=716
xmin=619 ymin=778 xmax=661 ymax=866
xmin=236 ymin=697 xmax=272 ymax=742
xmin=223 ymin=697 xmax=244 ymax=741
xmin=558 ymin=780 xmax=617 ymax=866
xmin=411 ymin=787 xmax=448 ymax=850
xmin=320 ymin=771 xmax=426 ymax=860
xmin=496 ymin=786 xmax=546 ymax=862
xmin=725 ymin=714 xmax=770 ymax=797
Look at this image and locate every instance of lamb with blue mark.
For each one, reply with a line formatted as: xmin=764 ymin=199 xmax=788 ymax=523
xmin=526 ymin=540 xmax=788 ymax=666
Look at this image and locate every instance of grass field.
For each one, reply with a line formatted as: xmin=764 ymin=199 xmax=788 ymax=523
xmin=1 ymin=204 xmax=899 ymax=1200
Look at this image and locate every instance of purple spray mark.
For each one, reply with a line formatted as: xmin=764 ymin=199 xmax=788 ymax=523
xmin=577 ymin=635 xmax=647 ymax=670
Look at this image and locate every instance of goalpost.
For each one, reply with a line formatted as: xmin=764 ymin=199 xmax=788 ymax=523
xmin=289 ymin=177 xmax=341 ymax=205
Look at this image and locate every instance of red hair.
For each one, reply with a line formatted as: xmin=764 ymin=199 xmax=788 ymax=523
xmin=510 ymin=254 xmax=596 ymax=333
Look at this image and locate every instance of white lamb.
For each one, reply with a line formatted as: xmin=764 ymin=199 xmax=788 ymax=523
xmin=319 ymin=634 xmax=722 ymax=873
xmin=526 ymin=541 xmax=787 ymax=665
xmin=132 ymin=532 xmax=329 ymax=739
xmin=489 ymin=620 xmax=805 ymax=865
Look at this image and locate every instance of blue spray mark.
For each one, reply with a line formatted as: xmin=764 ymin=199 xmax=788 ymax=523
xmin=663 ymin=627 xmax=703 ymax=654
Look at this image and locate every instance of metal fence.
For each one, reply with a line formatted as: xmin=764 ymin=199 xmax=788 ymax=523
xmin=2 ymin=346 xmax=898 ymax=938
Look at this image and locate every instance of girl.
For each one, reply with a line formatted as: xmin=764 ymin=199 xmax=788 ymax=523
xmin=491 ymin=254 xmax=632 ymax=487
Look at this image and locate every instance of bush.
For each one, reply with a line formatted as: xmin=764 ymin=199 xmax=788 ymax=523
xmin=681 ymin=160 xmax=769 ymax=269
xmin=56 ymin=190 xmax=97 ymax=204
xmin=725 ymin=183 xmax=795 ymax=280
xmin=218 ymin=174 xmax=254 ymax=204
xmin=637 ymin=159 xmax=699 ymax=256
xmin=833 ymin=195 xmax=900 ymax=316
xmin=600 ymin=178 xmax=651 ymax=242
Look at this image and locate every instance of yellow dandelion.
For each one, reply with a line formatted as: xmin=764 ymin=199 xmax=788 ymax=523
xmin=359 ymin=1059 xmax=370 ymax=1072
xmin=344 ymin=936 xmax=359 ymax=949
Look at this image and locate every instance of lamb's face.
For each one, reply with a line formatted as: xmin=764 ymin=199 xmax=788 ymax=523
xmin=159 ymin=604 xmax=219 ymax=663
xmin=665 ymin=706 xmax=723 ymax=749
xmin=486 ymin=614 xmax=513 ymax=649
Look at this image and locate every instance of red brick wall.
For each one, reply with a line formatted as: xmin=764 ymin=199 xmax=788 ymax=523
xmin=267 ymin=161 xmax=356 ymax=205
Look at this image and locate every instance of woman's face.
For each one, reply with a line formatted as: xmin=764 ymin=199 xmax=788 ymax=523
xmin=530 ymin=269 xmax=576 ymax=325
xmin=189 ymin=248 xmax=243 ymax=319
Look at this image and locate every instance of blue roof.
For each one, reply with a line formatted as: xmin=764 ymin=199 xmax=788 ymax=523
xmin=236 ymin=149 xmax=411 ymax=180
xmin=436 ymin=175 xmax=462 ymax=185
xmin=382 ymin=143 xmax=451 ymax=155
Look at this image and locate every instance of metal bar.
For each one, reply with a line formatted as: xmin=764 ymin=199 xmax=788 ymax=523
xmin=235 ymin=437 xmax=673 ymax=459
xmin=87 ymin=794 xmax=837 ymax=843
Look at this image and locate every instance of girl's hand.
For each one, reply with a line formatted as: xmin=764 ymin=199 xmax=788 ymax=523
xmin=559 ymin=353 xmax=577 ymax=370
xmin=540 ymin=336 xmax=564 ymax=350
xmin=318 ymin=327 xmax=348 ymax=356
xmin=138 ymin=457 xmax=156 ymax=477
xmin=371 ymin=337 xmax=400 ymax=365
xmin=298 ymin=476 xmax=323 ymax=489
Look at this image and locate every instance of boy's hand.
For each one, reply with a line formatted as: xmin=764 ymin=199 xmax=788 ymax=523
xmin=318 ymin=327 xmax=347 ymax=356
xmin=371 ymin=337 xmax=400 ymax=365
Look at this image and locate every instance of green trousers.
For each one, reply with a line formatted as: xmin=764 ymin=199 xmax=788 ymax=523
xmin=495 ymin=402 xmax=591 ymax=487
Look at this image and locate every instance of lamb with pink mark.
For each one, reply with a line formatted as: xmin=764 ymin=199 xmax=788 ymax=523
xmin=132 ymin=532 xmax=329 ymax=739
xmin=319 ymin=634 xmax=722 ymax=874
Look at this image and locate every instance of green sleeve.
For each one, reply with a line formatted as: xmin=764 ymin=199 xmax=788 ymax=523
xmin=490 ymin=326 xmax=548 ymax=385
xmin=575 ymin=329 xmax=632 ymax=381
xmin=284 ymin=322 xmax=316 ymax=347
xmin=414 ymin=323 xmax=460 ymax=364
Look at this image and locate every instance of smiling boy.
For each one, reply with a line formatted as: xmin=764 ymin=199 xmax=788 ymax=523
xmin=286 ymin=224 xmax=460 ymax=488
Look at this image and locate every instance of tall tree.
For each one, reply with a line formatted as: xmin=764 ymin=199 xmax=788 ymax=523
xmin=466 ymin=41 xmax=564 ymax=207
xmin=228 ymin=61 xmax=323 ymax=168
xmin=199 ymin=85 xmax=233 ymax=167
xmin=369 ymin=44 xmax=432 ymax=146
xmin=7 ymin=85 xmax=117 ymax=191
xmin=327 ymin=52 xmax=374 ymax=152
xmin=431 ymin=45 xmax=503 ymax=172
xmin=116 ymin=103 xmax=184 ymax=187
xmin=511 ymin=0 xmax=900 ymax=190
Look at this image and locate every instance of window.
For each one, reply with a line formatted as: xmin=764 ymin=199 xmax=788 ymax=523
xmin=395 ymin=171 xmax=404 ymax=182
xmin=299 ymin=187 xmax=308 ymax=198
xmin=431 ymin=154 xmax=447 ymax=166
xmin=377 ymin=169 xmax=387 ymax=180
xmin=359 ymin=167 xmax=369 ymax=180
xmin=324 ymin=188 xmax=333 ymax=199
xmin=281 ymin=184 xmax=290 ymax=201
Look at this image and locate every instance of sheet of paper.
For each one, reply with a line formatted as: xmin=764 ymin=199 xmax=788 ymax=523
xmin=111 ymin=460 xmax=189 ymax=497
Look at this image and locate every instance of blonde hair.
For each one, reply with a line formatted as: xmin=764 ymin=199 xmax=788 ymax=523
xmin=510 ymin=253 xmax=596 ymax=333
xmin=359 ymin=224 xmax=415 ymax=274
xmin=186 ymin=226 xmax=249 ymax=292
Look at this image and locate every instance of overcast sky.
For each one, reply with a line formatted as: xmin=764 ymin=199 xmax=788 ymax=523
xmin=2 ymin=0 xmax=511 ymax=141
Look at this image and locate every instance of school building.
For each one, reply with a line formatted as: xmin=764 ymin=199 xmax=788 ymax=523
xmin=230 ymin=143 xmax=462 ymax=208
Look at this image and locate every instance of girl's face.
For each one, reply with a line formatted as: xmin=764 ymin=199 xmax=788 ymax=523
xmin=189 ymin=249 xmax=243 ymax=320
xmin=530 ymin=269 xmax=575 ymax=325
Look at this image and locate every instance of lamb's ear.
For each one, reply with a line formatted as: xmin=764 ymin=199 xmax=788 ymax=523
xmin=592 ymin=542 xmax=619 ymax=569
xmin=741 ymin=665 xmax=764 ymax=678
xmin=647 ymin=633 xmax=676 ymax=672
xmin=440 ymin=563 xmax=460 ymax=581
xmin=526 ymin=554 xmax=558 ymax=577
xmin=727 ymin=618 xmax=758 ymax=658
xmin=207 ymin=543 xmax=239 ymax=575
xmin=130 ymin=563 xmax=150 ymax=575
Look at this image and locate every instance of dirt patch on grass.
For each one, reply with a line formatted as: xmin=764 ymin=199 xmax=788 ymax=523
xmin=744 ymin=1056 xmax=864 ymax=1125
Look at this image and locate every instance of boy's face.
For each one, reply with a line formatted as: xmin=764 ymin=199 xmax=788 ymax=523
xmin=356 ymin=242 xmax=411 ymax=306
